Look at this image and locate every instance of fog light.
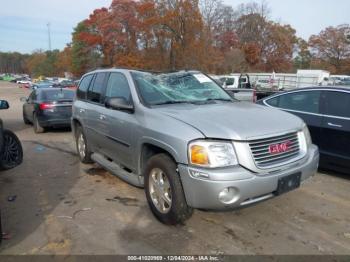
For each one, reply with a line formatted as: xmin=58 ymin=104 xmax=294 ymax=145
xmin=218 ymin=187 xmax=239 ymax=204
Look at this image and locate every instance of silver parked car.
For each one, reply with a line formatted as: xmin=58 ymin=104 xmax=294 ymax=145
xmin=72 ymin=69 xmax=319 ymax=225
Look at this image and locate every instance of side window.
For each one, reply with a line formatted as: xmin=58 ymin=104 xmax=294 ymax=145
xmin=77 ymin=74 xmax=94 ymax=100
xmin=266 ymin=96 xmax=280 ymax=107
xmin=278 ymin=91 xmax=321 ymax=114
xmin=226 ymin=78 xmax=235 ymax=86
xmin=324 ymin=91 xmax=350 ymax=118
xmin=105 ymin=73 xmax=132 ymax=103
xmin=87 ymin=73 xmax=108 ymax=103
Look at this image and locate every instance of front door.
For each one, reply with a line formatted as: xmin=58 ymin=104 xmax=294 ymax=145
xmin=23 ymin=91 xmax=37 ymax=122
xmin=100 ymin=72 xmax=136 ymax=170
xmin=265 ymin=90 xmax=323 ymax=147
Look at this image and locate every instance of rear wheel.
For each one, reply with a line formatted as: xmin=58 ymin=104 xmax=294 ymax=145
xmin=75 ymin=125 xmax=93 ymax=164
xmin=144 ymin=154 xmax=193 ymax=225
xmin=33 ymin=113 xmax=44 ymax=133
xmin=0 ymin=130 xmax=23 ymax=170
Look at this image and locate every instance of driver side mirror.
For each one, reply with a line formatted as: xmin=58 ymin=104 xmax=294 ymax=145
xmin=105 ymin=97 xmax=134 ymax=112
xmin=0 ymin=100 xmax=9 ymax=110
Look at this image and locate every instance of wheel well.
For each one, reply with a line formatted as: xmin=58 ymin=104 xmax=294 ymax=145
xmin=140 ymin=144 xmax=176 ymax=174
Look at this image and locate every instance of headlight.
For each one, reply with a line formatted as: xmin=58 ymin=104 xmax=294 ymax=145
xmin=302 ymin=124 xmax=312 ymax=146
xmin=188 ymin=140 xmax=238 ymax=168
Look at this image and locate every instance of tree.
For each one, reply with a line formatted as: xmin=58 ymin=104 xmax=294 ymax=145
xmin=71 ymin=22 xmax=102 ymax=76
xmin=309 ymin=24 xmax=350 ymax=74
xmin=25 ymin=51 xmax=47 ymax=77
xmin=55 ymin=46 xmax=73 ymax=76
xmin=0 ymin=52 xmax=29 ymax=74
xmin=294 ymin=38 xmax=311 ymax=70
xmin=261 ymin=22 xmax=297 ymax=72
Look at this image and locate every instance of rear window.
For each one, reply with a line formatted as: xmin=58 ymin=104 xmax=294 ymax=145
xmin=266 ymin=91 xmax=321 ymax=114
xmin=41 ymin=90 xmax=75 ymax=101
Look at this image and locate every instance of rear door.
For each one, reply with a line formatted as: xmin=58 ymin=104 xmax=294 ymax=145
xmin=264 ymin=90 xmax=323 ymax=147
xmin=75 ymin=74 xmax=94 ymax=129
xmin=85 ymin=72 xmax=109 ymax=152
xmin=320 ymin=90 xmax=350 ymax=170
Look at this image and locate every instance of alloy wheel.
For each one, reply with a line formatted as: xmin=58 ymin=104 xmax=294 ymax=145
xmin=149 ymin=168 xmax=172 ymax=214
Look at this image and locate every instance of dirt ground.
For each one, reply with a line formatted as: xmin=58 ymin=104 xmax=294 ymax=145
xmin=0 ymin=81 xmax=349 ymax=255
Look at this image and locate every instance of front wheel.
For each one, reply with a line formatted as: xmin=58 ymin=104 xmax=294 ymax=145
xmin=0 ymin=130 xmax=23 ymax=170
xmin=144 ymin=154 xmax=193 ymax=225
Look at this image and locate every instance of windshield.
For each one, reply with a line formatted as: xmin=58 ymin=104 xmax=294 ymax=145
xmin=131 ymin=71 xmax=233 ymax=105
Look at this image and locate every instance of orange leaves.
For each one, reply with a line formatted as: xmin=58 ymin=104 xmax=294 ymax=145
xmin=115 ymin=53 xmax=144 ymax=68
xmin=308 ymin=24 xmax=350 ymax=73
xmin=71 ymin=0 xmax=347 ymax=76
xmin=77 ymin=32 xmax=102 ymax=46
xmin=243 ymin=43 xmax=261 ymax=66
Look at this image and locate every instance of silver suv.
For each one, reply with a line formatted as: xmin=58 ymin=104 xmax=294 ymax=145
xmin=72 ymin=69 xmax=319 ymax=225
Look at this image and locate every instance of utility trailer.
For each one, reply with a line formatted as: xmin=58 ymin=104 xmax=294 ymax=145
xmin=248 ymin=70 xmax=331 ymax=99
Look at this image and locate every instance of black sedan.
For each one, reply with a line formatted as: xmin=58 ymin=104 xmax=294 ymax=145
xmin=21 ymin=88 xmax=75 ymax=133
xmin=0 ymin=99 xmax=23 ymax=245
xmin=257 ymin=87 xmax=350 ymax=174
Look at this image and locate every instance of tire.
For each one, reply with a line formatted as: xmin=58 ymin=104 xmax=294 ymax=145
xmin=144 ymin=153 xmax=193 ymax=225
xmin=33 ymin=113 xmax=44 ymax=133
xmin=0 ymin=130 xmax=23 ymax=170
xmin=23 ymin=111 xmax=30 ymax=125
xmin=75 ymin=125 xmax=93 ymax=164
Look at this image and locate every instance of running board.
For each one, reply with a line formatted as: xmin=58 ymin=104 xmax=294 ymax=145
xmin=91 ymin=153 xmax=144 ymax=187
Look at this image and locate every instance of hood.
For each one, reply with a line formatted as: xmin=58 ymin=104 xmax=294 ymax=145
xmin=155 ymin=102 xmax=304 ymax=141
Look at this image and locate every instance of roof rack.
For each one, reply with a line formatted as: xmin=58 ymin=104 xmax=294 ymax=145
xmin=91 ymin=66 xmax=200 ymax=74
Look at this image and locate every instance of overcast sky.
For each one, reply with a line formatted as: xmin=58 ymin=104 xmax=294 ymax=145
xmin=0 ymin=0 xmax=349 ymax=53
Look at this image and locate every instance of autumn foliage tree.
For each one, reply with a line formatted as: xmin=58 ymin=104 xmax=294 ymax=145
xmin=2 ymin=1 xmax=348 ymax=78
xmin=66 ymin=0 xmax=349 ymax=76
xmin=309 ymin=24 xmax=350 ymax=74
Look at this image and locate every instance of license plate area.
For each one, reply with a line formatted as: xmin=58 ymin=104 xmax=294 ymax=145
xmin=276 ymin=173 xmax=301 ymax=195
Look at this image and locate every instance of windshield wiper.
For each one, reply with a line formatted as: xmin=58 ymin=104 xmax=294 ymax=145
xmin=203 ymin=98 xmax=232 ymax=102
xmin=152 ymin=101 xmax=193 ymax=106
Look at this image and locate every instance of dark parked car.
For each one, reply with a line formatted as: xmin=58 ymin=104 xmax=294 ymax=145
xmin=21 ymin=88 xmax=75 ymax=133
xmin=0 ymin=99 xmax=23 ymax=244
xmin=257 ymin=87 xmax=350 ymax=173
xmin=54 ymin=80 xmax=77 ymax=89
xmin=31 ymin=81 xmax=53 ymax=90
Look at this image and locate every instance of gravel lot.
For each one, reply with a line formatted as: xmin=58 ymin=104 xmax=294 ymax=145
xmin=0 ymin=81 xmax=349 ymax=255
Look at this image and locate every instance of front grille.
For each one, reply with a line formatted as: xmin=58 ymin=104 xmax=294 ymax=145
xmin=249 ymin=132 xmax=300 ymax=168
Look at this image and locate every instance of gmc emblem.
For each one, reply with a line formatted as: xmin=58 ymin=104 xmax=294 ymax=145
xmin=269 ymin=141 xmax=292 ymax=154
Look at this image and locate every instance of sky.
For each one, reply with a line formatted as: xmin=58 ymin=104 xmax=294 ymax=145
xmin=0 ymin=0 xmax=349 ymax=54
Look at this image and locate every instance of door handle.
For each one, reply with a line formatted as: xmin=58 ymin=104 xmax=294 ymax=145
xmin=79 ymin=109 xmax=85 ymax=113
xmin=99 ymin=114 xmax=106 ymax=120
xmin=327 ymin=122 xmax=343 ymax=128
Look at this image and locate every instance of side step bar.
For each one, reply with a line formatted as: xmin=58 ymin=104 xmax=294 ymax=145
xmin=91 ymin=153 xmax=144 ymax=187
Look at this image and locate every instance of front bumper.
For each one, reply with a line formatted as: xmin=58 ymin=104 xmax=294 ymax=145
xmin=178 ymin=144 xmax=319 ymax=210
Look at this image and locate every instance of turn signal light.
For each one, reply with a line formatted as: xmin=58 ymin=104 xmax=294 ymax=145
xmin=190 ymin=145 xmax=209 ymax=165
